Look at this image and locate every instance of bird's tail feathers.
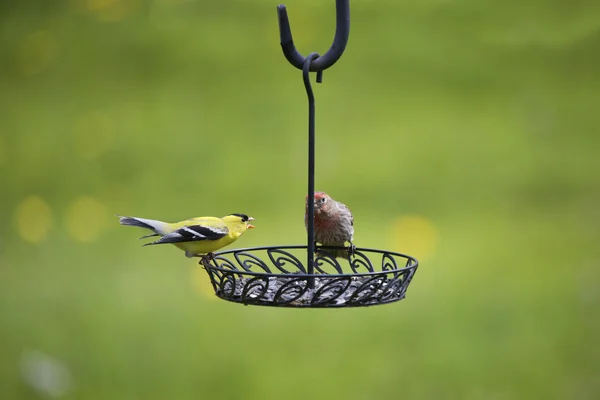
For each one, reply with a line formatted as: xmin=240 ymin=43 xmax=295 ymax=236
xmin=115 ymin=214 xmax=168 ymax=234
xmin=141 ymin=232 xmax=182 ymax=246
xmin=316 ymin=247 xmax=350 ymax=260
xmin=138 ymin=233 xmax=159 ymax=240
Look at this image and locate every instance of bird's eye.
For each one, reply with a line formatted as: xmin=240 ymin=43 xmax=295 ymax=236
xmin=321 ymin=198 xmax=326 ymax=203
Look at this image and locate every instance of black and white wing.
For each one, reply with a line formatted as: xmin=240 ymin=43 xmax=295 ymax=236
xmin=144 ymin=224 xmax=228 ymax=246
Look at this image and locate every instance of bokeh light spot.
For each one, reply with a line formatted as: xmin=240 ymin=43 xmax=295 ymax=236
xmin=191 ymin=265 xmax=217 ymax=301
xmin=17 ymin=31 xmax=59 ymax=76
xmin=20 ymin=350 xmax=73 ymax=398
xmin=83 ymin=0 xmax=141 ymax=22
xmin=15 ymin=196 xmax=53 ymax=244
xmin=65 ymin=196 xmax=109 ymax=243
xmin=390 ymin=214 xmax=438 ymax=261
xmin=73 ymin=111 xmax=115 ymax=159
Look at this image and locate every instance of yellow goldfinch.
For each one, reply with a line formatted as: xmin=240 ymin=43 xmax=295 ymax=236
xmin=116 ymin=213 xmax=255 ymax=258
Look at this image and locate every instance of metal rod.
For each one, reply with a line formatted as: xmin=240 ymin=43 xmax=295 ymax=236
xmin=303 ymin=53 xmax=320 ymax=287
xmin=277 ymin=0 xmax=350 ymax=72
xmin=276 ymin=0 xmax=351 ymax=286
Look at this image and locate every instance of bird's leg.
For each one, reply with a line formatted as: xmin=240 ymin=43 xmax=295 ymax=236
xmin=347 ymin=243 xmax=356 ymax=258
xmin=201 ymin=252 xmax=216 ymax=263
xmin=192 ymin=252 xmax=216 ymax=267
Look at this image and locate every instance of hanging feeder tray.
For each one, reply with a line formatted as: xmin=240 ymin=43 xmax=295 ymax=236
xmin=198 ymin=0 xmax=420 ymax=307
xmin=201 ymin=246 xmax=418 ymax=307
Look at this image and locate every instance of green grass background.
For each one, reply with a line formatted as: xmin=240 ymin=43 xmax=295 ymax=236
xmin=1 ymin=0 xmax=599 ymax=399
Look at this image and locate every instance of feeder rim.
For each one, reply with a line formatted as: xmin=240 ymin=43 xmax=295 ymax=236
xmin=213 ymin=244 xmax=417 ymax=260
xmin=203 ymin=245 xmax=419 ymax=279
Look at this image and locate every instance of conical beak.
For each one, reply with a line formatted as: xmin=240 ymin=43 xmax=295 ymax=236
xmin=247 ymin=224 xmax=255 ymax=229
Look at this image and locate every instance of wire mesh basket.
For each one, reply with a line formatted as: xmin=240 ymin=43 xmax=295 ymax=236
xmin=201 ymin=246 xmax=418 ymax=308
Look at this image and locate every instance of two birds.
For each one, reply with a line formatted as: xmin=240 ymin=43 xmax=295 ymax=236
xmin=118 ymin=192 xmax=355 ymax=260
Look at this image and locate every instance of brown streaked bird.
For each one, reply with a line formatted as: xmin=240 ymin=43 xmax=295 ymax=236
xmin=305 ymin=192 xmax=355 ymax=259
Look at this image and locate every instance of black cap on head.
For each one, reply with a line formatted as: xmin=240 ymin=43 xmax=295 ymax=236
xmin=229 ymin=213 xmax=250 ymax=222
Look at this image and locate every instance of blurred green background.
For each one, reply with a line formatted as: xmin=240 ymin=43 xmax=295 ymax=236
xmin=1 ymin=0 xmax=599 ymax=398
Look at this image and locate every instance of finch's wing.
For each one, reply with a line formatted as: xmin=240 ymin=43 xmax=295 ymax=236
xmin=339 ymin=203 xmax=353 ymax=226
xmin=339 ymin=202 xmax=354 ymax=240
xmin=144 ymin=224 xmax=228 ymax=246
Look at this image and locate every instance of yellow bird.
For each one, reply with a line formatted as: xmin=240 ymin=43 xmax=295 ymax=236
xmin=116 ymin=213 xmax=255 ymax=258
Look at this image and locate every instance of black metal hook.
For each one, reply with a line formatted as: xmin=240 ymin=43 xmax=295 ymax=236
xmin=277 ymin=0 xmax=350 ymax=73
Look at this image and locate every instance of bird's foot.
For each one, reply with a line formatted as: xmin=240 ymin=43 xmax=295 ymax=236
xmin=194 ymin=252 xmax=216 ymax=267
xmin=347 ymin=243 xmax=356 ymax=258
xmin=201 ymin=253 xmax=216 ymax=263
xmin=312 ymin=242 xmax=321 ymax=256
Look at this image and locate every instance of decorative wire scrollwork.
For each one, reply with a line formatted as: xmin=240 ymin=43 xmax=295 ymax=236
xmin=314 ymin=249 xmax=344 ymax=274
xmin=273 ymin=278 xmax=309 ymax=304
xmin=311 ymin=277 xmax=352 ymax=306
xmin=234 ymin=251 xmax=272 ymax=273
xmin=267 ymin=248 xmax=306 ymax=274
xmin=241 ymin=276 xmax=271 ymax=303
xmin=218 ymin=271 xmax=237 ymax=298
xmin=349 ymin=250 xmax=375 ymax=274
xmin=379 ymin=270 xmax=408 ymax=302
xmin=347 ymin=275 xmax=387 ymax=305
xmin=382 ymin=252 xmax=398 ymax=272
xmin=201 ymin=246 xmax=418 ymax=308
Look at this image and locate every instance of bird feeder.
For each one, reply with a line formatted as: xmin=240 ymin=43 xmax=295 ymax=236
xmin=201 ymin=0 xmax=419 ymax=307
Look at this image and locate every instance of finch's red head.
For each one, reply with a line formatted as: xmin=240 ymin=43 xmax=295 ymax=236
xmin=306 ymin=191 xmax=332 ymax=212
xmin=313 ymin=192 xmax=328 ymax=201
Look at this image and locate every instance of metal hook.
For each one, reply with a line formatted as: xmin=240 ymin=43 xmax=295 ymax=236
xmin=277 ymin=0 xmax=350 ymax=73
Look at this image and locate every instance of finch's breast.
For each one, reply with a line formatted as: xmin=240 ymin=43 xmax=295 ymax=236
xmin=313 ymin=214 xmax=352 ymax=244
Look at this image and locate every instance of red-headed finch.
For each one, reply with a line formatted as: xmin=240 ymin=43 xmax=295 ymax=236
xmin=305 ymin=192 xmax=355 ymax=259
